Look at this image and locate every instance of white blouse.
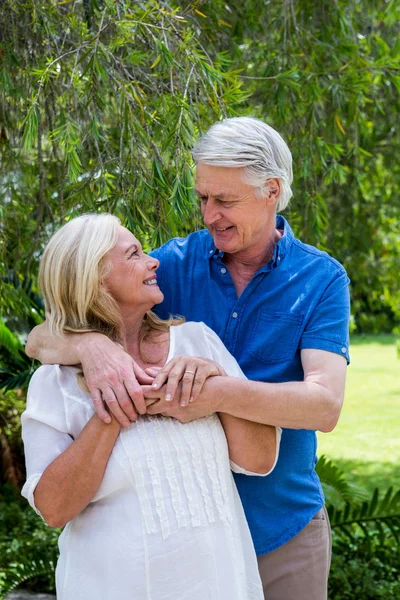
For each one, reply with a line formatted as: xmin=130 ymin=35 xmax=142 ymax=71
xmin=22 ymin=322 xmax=280 ymax=600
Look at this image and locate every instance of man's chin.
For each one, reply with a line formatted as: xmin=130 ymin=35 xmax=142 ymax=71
xmin=212 ymin=239 xmax=239 ymax=255
xmin=211 ymin=231 xmax=237 ymax=254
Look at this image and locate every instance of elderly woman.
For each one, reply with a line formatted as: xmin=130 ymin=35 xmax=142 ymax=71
xmin=21 ymin=214 xmax=280 ymax=600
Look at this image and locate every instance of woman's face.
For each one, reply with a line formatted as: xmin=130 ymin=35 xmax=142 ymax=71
xmin=104 ymin=226 xmax=163 ymax=312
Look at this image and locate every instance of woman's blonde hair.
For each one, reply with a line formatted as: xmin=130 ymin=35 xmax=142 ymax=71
xmin=39 ymin=213 xmax=181 ymax=350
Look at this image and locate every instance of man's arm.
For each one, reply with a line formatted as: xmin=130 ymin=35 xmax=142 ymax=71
xmin=26 ymin=322 xmax=82 ymax=365
xmin=146 ymin=348 xmax=347 ymax=432
xmin=26 ymin=323 xmax=152 ymax=426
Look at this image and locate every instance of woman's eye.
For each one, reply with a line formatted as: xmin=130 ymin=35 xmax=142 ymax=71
xmin=129 ymin=250 xmax=139 ymax=258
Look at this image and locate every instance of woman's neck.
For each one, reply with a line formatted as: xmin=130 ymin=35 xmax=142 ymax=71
xmin=118 ymin=308 xmax=170 ymax=368
xmin=118 ymin=307 xmax=145 ymax=348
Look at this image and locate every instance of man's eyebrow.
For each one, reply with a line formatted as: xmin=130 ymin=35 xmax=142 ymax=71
xmin=124 ymin=243 xmax=138 ymax=254
xmin=195 ymin=190 xmax=230 ymax=200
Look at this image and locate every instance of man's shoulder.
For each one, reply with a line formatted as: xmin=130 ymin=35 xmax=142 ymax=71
xmin=290 ymin=236 xmax=347 ymax=278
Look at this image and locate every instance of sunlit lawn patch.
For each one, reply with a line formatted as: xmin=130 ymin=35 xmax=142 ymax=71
xmin=317 ymin=334 xmax=400 ymax=493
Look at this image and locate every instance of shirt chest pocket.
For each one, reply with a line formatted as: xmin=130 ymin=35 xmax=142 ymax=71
xmin=248 ymin=310 xmax=304 ymax=365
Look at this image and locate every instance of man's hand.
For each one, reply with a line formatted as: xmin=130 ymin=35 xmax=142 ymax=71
xmin=80 ymin=336 xmax=154 ymax=427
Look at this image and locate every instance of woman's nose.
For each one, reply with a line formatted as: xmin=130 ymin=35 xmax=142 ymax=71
xmin=146 ymin=255 xmax=159 ymax=271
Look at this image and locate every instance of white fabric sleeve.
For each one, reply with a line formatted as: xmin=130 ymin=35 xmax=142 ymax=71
xmin=21 ymin=365 xmax=74 ymax=516
xmin=201 ymin=322 xmax=281 ymax=477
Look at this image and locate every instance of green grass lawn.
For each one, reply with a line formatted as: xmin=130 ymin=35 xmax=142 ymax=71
xmin=317 ymin=334 xmax=400 ymax=493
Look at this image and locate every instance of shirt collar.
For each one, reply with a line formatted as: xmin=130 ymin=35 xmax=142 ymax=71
xmin=206 ymin=215 xmax=294 ymax=266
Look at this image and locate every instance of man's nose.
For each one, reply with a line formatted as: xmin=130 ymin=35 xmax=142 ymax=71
xmin=202 ymin=199 xmax=221 ymax=225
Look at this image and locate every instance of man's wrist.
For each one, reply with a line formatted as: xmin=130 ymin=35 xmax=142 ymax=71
xmin=76 ymin=332 xmax=108 ymax=362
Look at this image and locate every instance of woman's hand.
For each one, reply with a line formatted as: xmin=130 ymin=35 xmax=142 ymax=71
xmin=146 ymin=357 xmax=226 ymax=408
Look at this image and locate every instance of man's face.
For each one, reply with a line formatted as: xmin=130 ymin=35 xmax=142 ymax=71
xmin=195 ymin=163 xmax=275 ymax=256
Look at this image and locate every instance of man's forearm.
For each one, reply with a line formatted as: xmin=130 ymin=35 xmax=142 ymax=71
xmin=206 ymin=376 xmax=342 ymax=432
xmin=26 ymin=322 xmax=92 ymax=365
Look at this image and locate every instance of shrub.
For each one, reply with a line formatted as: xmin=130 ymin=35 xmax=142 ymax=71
xmin=0 ymin=485 xmax=58 ymax=596
xmin=330 ymin=532 xmax=400 ymax=599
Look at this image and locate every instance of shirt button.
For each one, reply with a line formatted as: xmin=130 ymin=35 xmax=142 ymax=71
xmin=232 ymin=312 xmax=238 ymax=319
xmin=341 ymin=347 xmax=347 ymax=353
xmin=209 ymin=250 xmax=213 ymax=255
xmin=221 ymin=268 xmax=226 ymax=274
xmin=277 ymin=256 xmax=281 ymax=261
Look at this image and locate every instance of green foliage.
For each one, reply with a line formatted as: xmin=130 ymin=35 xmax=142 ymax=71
xmin=316 ymin=455 xmax=367 ymax=506
xmin=0 ymin=320 xmax=37 ymax=393
xmin=0 ymin=558 xmax=55 ymax=600
xmin=0 ymin=485 xmax=59 ymax=597
xmin=0 ymin=0 xmax=247 ymax=347
xmin=0 ymin=388 xmax=26 ymax=487
xmin=317 ymin=455 xmax=400 ymax=549
xmin=192 ymin=0 xmax=400 ymax=332
xmin=330 ymin=486 xmax=400 ymax=547
xmin=317 ymin=455 xmax=400 ymax=597
xmin=329 ymin=535 xmax=400 ymax=599
xmin=1 ymin=0 xmax=399 ymax=347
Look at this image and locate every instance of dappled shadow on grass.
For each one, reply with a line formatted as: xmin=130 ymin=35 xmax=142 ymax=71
xmin=350 ymin=334 xmax=398 ymax=346
xmin=327 ymin=457 xmax=400 ymax=494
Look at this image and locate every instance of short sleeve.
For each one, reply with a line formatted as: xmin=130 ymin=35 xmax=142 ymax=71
xmin=299 ymin=269 xmax=351 ymax=364
xmin=21 ymin=365 xmax=74 ymax=516
xmin=201 ymin=323 xmax=281 ymax=477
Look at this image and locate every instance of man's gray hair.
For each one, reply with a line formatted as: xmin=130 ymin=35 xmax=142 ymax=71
xmin=192 ymin=117 xmax=293 ymax=211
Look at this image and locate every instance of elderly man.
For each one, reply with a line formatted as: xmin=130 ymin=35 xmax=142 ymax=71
xmin=27 ymin=117 xmax=350 ymax=600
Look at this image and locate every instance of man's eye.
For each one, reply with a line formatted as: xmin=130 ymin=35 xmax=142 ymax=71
xmin=198 ymin=196 xmax=207 ymax=204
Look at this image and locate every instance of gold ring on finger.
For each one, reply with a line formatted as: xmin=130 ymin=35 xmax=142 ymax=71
xmin=185 ymin=370 xmax=196 ymax=375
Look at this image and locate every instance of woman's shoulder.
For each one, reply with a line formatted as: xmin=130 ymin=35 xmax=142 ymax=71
xmin=171 ymin=321 xmax=220 ymax=359
xmin=172 ymin=321 xmax=213 ymax=344
xmin=29 ymin=363 xmax=80 ymax=384
xmin=28 ymin=364 xmax=89 ymax=403
xmin=173 ymin=320 xmax=207 ymax=334
xmin=174 ymin=321 xmax=223 ymax=345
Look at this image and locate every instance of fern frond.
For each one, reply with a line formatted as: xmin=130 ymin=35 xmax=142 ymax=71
xmin=316 ymin=454 xmax=367 ymax=505
xmin=329 ymin=487 xmax=400 ymax=545
xmin=0 ymin=559 xmax=55 ymax=599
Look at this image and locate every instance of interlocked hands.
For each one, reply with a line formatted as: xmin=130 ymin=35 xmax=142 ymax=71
xmin=81 ymin=336 xmax=224 ymax=427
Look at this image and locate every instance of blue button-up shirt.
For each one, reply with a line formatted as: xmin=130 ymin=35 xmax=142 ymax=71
xmin=151 ymin=215 xmax=350 ymax=555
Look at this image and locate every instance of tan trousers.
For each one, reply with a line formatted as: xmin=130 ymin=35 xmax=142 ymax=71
xmin=257 ymin=507 xmax=332 ymax=600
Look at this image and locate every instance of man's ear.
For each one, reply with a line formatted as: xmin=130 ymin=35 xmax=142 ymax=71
xmin=264 ymin=178 xmax=281 ymax=204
